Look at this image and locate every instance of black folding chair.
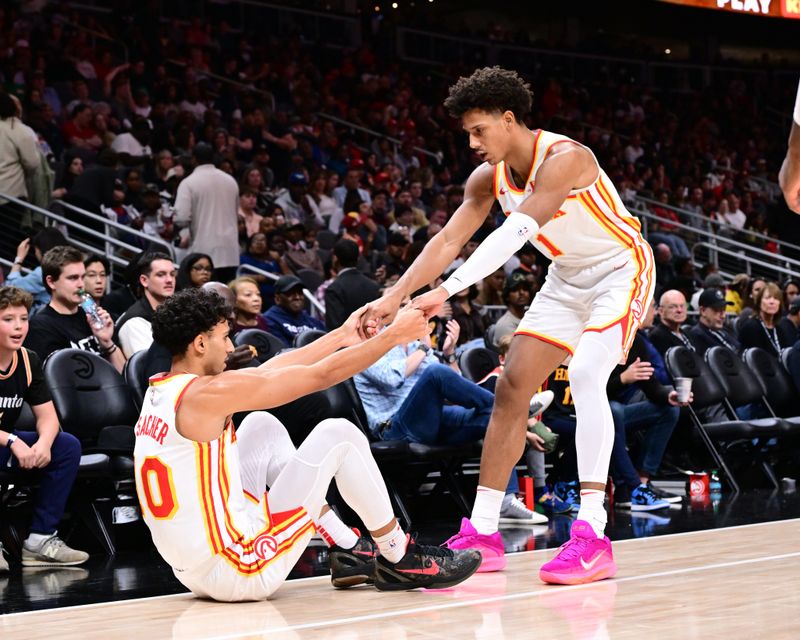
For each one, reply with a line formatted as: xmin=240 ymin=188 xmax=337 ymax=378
xmin=458 ymin=348 xmax=500 ymax=383
xmin=234 ymin=329 xmax=287 ymax=363
xmin=293 ymin=329 xmax=327 ymax=348
xmin=665 ymin=346 xmax=778 ymax=493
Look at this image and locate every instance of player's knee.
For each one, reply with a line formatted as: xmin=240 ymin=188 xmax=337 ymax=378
xmin=240 ymin=411 xmax=290 ymax=441
xmin=566 ymin=358 xmax=597 ymax=394
xmin=315 ymin=418 xmax=367 ymax=447
xmin=495 ymin=369 xmax=529 ymax=403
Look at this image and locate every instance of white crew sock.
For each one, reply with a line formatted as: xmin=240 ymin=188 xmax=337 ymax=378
xmin=577 ymin=489 xmax=607 ymax=538
xmin=25 ymin=532 xmax=53 ymax=548
xmin=316 ymin=509 xmax=358 ymax=549
xmin=373 ymin=522 xmax=407 ymax=564
xmin=470 ymin=485 xmax=504 ymax=535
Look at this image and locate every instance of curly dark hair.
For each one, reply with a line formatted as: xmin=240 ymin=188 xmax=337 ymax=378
xmin=444 ymin=66 xmax=532 ymax=121
xmin=152 ymin=288 xmax=232 ymax=356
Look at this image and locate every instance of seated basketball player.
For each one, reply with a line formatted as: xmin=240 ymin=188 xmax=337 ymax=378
xmin=134 ymin=288 xmax=480 ymax=602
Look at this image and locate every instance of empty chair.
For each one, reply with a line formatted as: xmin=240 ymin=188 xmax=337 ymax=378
xmin=293 ymin=328 xmax=327 ymax=348
xmin=483 ymin=324 xmax=500 ymax=353
xmin=664 ymin=346 xmax=779 ymax=493
xmin=44 ymin=349 xmax=139 ymax=452
xmin=234 ymin=329 xmax=286 ymax=363
xmin=742 ymin=348 xmax=800 ymax=429
xmin=781 ymin=347 xmax=800 ymax=393
xmin=458 ymin=347 xmax=500 ymax=383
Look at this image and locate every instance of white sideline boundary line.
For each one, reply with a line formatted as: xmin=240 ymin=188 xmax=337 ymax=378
xmin=212 ymin=550 xmax=800 ymax=637
xmin=4 ymin=517 xmax=798 ymax=620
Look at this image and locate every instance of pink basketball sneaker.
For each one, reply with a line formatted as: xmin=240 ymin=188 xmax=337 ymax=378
xmin=539 ymin=520 xmax=617 ymax=585
xmin=443 ymin=518 xmax=506 ymax=572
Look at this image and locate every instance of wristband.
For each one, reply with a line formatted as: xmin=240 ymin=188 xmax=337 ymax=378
xmin=416 ymin=343 xmax=431 ymax=355
xmin=100 ymin=344 xmax=118 ymax=357
xmin=795 ymin=78 xmax=800 ymax=126
xmin=6 ymin=434 xmax=17 ymax=448
xmin=13 ymin=256 xmax=24 ymax=265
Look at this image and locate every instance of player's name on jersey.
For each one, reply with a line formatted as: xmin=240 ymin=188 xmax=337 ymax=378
xmin=0 ymin=394 xmax=25 ymax=409
xmin=136 ymin=414 xmax=170 ymax=445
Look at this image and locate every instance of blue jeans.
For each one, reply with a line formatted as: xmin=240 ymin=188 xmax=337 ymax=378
xmin=0 ymin=431 xmax=82 ymax=534
xmin=609 ymin=400 xmax=680 ymax=488
xmin=382 ymin=364 xmax=518 ymax=494
xmin=649 ymin=232 xmax=691 ymax=259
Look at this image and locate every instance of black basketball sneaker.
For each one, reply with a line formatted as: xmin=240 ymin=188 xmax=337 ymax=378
xmin=329 ymin=533 xmax=377 ymax=588
xmin=374 ymin=536 xmax=482 ymax=591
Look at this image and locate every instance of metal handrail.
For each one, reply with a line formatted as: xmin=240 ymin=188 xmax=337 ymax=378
xmin=315 ymin=113 xmax=443 ymax=164
xmin=691 ymin=242 xmax=796 ymax=281
xmin=237 ymin=263 xmax=326 ymax=318
xmin=53 ymin=198 xmax=176 ymax=259
xmin=628 ymin=196 xmax=800 ymax=269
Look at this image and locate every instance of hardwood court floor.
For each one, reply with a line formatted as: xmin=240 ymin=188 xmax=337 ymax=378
xmin=3 ymin=518 xmax=799 ymax=639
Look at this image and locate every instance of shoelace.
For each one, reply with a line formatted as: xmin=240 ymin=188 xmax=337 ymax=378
xmin=408 ymin=535 xmax=455 ymax=558
xmin=554 ymin=535 xmax=591 ymax=561
xmin=40 ymin=537 xmax=65 ymax=556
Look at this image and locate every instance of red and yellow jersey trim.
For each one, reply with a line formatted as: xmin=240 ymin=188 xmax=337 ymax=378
xmin=193 ymin=431 xmax=314 ymax=576
xmin=514 ymin=329 xmax=575 ymax=356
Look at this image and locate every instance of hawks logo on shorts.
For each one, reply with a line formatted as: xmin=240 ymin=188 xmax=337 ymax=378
xmin=253 ymin=533 xmax=279 ymax=560
xmin=630 ymin=299 xmax=644 ymax=322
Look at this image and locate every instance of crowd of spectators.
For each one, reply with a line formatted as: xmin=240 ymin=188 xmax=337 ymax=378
xmin=1 ymin=3 xmax=799 ymax=563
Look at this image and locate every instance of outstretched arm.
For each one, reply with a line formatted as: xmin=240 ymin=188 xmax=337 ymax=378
xmin=176 ymin=306 xmax=429 ymax=441
xmin=413 ymin=144 xmax=596 ymax=317
xmin=356 ymin=164 xmax=495 ymax=336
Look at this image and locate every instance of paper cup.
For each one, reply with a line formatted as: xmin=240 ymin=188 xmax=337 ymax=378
xmin=675 ymin=377 xmax=692 ymax=403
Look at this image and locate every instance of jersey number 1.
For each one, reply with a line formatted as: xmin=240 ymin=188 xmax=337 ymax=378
xmin=139 ymin=457 xmax=179 ymax=519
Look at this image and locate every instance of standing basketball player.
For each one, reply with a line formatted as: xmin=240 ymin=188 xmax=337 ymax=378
xmin=779 ymin=77 xmax=800 ymax=213
xmin=362 ymin=67 xmax=654 ymax=585
xmin=134 ymin=288 xmax=480 ymax=602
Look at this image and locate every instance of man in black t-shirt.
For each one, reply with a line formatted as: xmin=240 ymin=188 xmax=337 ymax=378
xmin=0 ymin=286 xmax=88 ymax=570
xmin=24 ymin=246 xmax=126 ymax=373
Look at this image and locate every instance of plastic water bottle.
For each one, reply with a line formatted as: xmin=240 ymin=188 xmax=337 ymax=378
xmin=80 ymin=290 xmax=105 ymax=330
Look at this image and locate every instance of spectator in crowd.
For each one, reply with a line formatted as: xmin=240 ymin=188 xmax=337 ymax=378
xmin=6 ymin=228 xmax=69 ymax=314
xmin=229 ymin=276 xmax=270 ymax=334
xmin=110 ymin=116 xmax=152 ymax=166
xmin=282 ymin=223 xmax=324 ymax=276
xmin=174 ymin=142 xmax=239 ymax=282
xmin=449 ymin=283 xmax=487 ymax=348
xmin=275 ymin=172 xmax=320 ymax=228
xmin=649 ymin=289 xmax=695 ymax=356
xmin=493 ymin=272 xmax=533 ymax=347
xmin=653 ymin=243 xmax=675 ymax=294
xmin=324 ymin=240 xmax=380 ymax=330
xmin=371 ymin=232 xmax=409 ymax=284
xmin=738 ymin=282 xmax=795 ymax=357
xmin=237 ymin=187 xmax=264 ymax=239
xmin=607 ymin=301 xmax=686 ymax=511
xmin=66 ymin=148 xmax=120 ymax=214
xmin=476 ymin=268 xmax=506 ymax=307
xmin=51 ymin=153 xmax=84 ymax=200
xmin=726 ymin=274 xmax=751 ymax=315
xmin=263 ymin=275 xmax=325 ymax=346
xmin=239 ymin=232 xmax=281 ymax=310
xmin=355 ymin=320 xmax=542 ymax=524
xmin=307 ymin=170 xmax=342 ymax=229
xmin=686 ymin=288 xmax=740 ymax=356
xmin=24 ymin=246 xmax=125 ymax=372
xmin=782 ymin=278 xmax=800 ymax=312
xmin=0 ymin=286 xmax=89 ymax=571
xmin=116 ymin=252 xmax=175 ymax=357
xmin=82 ymin=254 xmax=110 ymax=308
xmin=61 ymin=103 xmax=102 ymax=152
xmin=779 ymin=297 xmax=800 ymax=345
xmin=332 ymin=167 xmax=371 ymax=220
xmin=175 ymin=252 xmax=213 ymax=291
xmin=0 ymin=92 xmax=40 ymax=256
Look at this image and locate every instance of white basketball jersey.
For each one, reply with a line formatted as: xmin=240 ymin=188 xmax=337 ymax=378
xmin=494 ymin=129 xmax=651 ymax=271
xmin=133 ymin=373 xmax=311 ymax=577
